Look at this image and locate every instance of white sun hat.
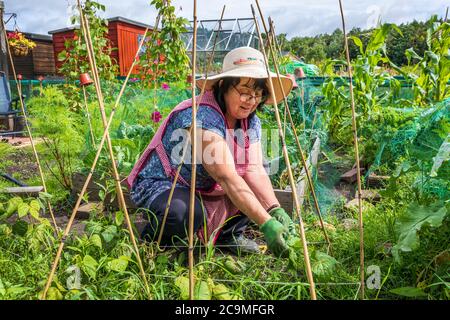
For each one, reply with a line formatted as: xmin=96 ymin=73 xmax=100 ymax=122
xmin=196 ymin=46 xmax=293 ymax=104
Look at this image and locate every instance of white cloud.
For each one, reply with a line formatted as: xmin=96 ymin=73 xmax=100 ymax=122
xmin=3 ymin=0 xmax=448 ymax=38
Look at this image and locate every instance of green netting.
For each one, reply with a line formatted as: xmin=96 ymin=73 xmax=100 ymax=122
xmin=369 ymin=98 xmax=450 ymax=200
xmin=281 ymin=76 xmax=448 ymax=216
xmin=282 ymin=59 xmax=320 ymax=77
xmin=16 ymin=75 xmax=448 ymax=216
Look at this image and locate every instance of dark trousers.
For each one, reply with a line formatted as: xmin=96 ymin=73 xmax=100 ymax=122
xmin=141 ymin=187 xmax=250 ymax=245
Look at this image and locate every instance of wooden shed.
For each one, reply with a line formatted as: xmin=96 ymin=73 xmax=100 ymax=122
xmin=49 ymin=16 xmax=153 ymax=77
xmin=7 ymin=31 xmax=56 ymax=79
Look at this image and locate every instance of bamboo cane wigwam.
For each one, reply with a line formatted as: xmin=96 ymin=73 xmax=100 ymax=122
xmin=338 ymin=0 xmax=365 ymax=299
xmin=42 ymin=0 xmax=151 ymax=299
xmin=156 ymin=5 xmax=227 ymax=249
xmin=251 ymin=4 xmax=317 ymax=300
xmin=254 ymin=0 xmax=332 ymax=252
xmin=188 ymin=0 xmax=198 ymax=301
xmin=1 ymin=20 xmax=59 ymax=232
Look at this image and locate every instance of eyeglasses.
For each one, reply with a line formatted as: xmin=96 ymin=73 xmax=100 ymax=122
xmin=232 ymin=85 xmax=266 ymax=103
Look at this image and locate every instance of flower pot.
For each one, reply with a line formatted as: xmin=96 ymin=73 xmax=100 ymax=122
xmin=11 ymin=45 xmax=29 ymax=57
xmin=79 ymin=73 xmax=94 ymax=86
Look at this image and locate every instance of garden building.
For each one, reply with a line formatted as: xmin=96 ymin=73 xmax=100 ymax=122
xmin=49 ymin=16 xmax=154 ymax=77
xmin=6 ymin=31 xmax=56 ymax=79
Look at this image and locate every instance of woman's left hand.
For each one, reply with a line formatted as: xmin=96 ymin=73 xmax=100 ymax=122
xmin=269 ymin=207 xmax=297 ymax=237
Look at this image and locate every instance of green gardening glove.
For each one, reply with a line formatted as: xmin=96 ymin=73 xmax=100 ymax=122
xmin=269 ymin=207 xmax=297 ymax=237
xmin=260 ymin=218 xmax=290 ymax=258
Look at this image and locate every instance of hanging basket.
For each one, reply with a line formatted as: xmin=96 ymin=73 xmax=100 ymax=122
xmin=11 ymin=45 xmax=30 ymax=57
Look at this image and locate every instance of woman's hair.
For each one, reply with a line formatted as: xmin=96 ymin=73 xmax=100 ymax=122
xmin=212 ymin=77 xmax=269 ymax=118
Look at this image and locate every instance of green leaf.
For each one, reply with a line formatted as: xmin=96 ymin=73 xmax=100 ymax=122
xmin=405 ymin=48 xmax=422 ymax=64
xmin=57 ymin=50 xmax=68 ymax=62
xmin=84 ymin=221 xmax=103 ymax=235
xmin=29 ymin=207 xmax=40 ymax=220
xmin=350 ymin=36 xmax=364 ymax=55
xmin=430 ymin=134 xmax=449 ymax=177
xmin=90 ymin=234 xmax=102 ymax=249
xmin=5 ymin=197 xmax=23 ymax=217
xmin=390 ymin=287 xmax=427 ymax=297
xmin=114 ymin=211 xmax=124 ymax=226
xmin=175 ymin=276 xmax=189 ymax=300
xmin=194 ymin=280 xmax=212 ymax=300
xmin=222 ymin=256 xmax=243 ymax=274
xmin=393 ymin=160 xmax=411 ymax=177
xmin=101 ymin=225 xmax=117 ymax=243
xmin=212 ymin=283 xmax=239 ymax=300
xmin=392 ymin=202 xmax=448 ymax=261
xmin=29 ymin=200 xmax=40 ymax=219
xmin=17 ymin=203 xmax=29 ymax=218
xmin=174 ymin=275 xmax=212 ymax=300
xmin=312 ymin=251 xmax=338 ymax=279
xmin=82 ymin=255 xmax=98 ymax=279
xmin=0 ymin=224 xmax=11 ymax=236
xmin=107 ymin=256 xmax=129 ymax=273
xmin=29 ymin=200 xmax=41 ymax=211
xmin=45 ymin=287 xmax=64 ymax=300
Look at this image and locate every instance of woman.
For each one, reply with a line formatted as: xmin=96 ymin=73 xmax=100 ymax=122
xmin=128 ymin=47 xmax=296 ymax=257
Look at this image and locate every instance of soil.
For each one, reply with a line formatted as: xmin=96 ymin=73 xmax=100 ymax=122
xmin=2 ymin=146 xmax=39 ymax=182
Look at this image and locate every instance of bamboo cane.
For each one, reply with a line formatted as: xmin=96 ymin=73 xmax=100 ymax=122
xmin=270 ymin=18 xmax=307 ymax=132
xmin=188 ymin=0 xmax=198 ymax=301
xmin=42 ymin=5 xmax=150 ymax=299
xmin=157 ymin=5 xmax=226 ymax=248
xmin=269 ymin=18 xmax=286 ymax=72
xmin=81 ymin=85 xmax=96 ymax=148
xmin=251 ymin=4 xmax=317 ymax=300
xmin=269 ymin=17 xmax=289 ymax=137
xmin=255 ymin=0 xmax=331 ymax=251
xmin=78 ymin=3 xmax=150 ymax=298
xmin=338 ymin=0 xmax=365 ymax=299
xmin=1 ymin=20 xmax=58 ymax=232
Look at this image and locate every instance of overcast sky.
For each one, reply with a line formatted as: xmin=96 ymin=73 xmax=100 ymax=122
xmin=3 ymin=0 xmax=448 ymax=39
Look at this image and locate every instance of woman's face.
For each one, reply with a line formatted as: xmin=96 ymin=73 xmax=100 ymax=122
xmin=223 ymin=77 xmax=264 ymax=120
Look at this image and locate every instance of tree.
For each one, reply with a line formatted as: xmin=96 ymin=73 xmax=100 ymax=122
xmin=280 ymin=18 xmax=432 ymax=67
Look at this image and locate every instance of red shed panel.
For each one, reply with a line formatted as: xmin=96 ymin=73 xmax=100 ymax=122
xmin=51 ymin=30 xmax=76 ymax=72
xmin=115 ymin=22 xmax=147 ymax=76
xmin=49 ymin=17 xmax=153 ymax=77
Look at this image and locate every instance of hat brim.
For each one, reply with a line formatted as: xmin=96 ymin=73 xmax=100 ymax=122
xmin=196 ymin=66 xmax=293 ymax=105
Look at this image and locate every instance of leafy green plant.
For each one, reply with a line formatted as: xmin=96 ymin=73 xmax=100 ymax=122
xmin=57 ymin=1 xmax=119 ymax=112
xmin=392 ymin=201 xmax=448 ymax=262
xmin=321 ymin=24 xmax=403 ymax=147
xmin=403 ymin=16 xmax=450 ymax=105
xmin=28 ymin=87 xmax=84 ymax=190
xmin=58 ymin=0 xmax=118 ymax=82
xmin=138 ymin=0 xmax=190 ymax=88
